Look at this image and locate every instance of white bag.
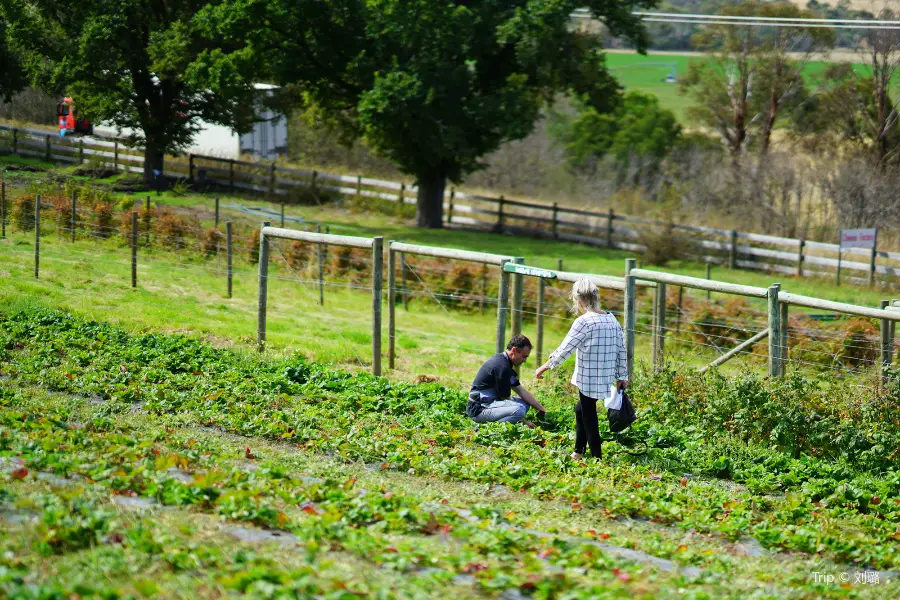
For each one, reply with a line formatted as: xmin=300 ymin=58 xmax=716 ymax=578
xmin=604 ymin=384 xmax=623 ymax=411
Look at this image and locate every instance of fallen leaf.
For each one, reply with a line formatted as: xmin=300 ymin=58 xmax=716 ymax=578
xmin=244 ymin=446 xmax=256 ymax=459
xmin=462 ymin=562 xmax=488 ymax=574
xmin=10 ymin=467 xmax=28 ymax=480
xmin=872 ymin=496 xmax=882 ymax=505
xmin=299 ymin=502 xmax=320 ymax=515
xmin=571 ymin=502 xmax=582 ymax=511
xmin=680 ymin=476 xmax=689 ymax=487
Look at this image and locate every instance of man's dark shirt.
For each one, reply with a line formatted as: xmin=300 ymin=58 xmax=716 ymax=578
xmin=470 ymin=352 xmax=520 ymax=402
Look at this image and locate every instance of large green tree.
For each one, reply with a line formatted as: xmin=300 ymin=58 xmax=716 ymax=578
xmin=2 ymin=0 xmax=258 ymax=180
xmin=555 ymin=91 xmax=681 ymax=181
xmin=193 ymin=0 xmax=656 ymax=228
xmin=0 ymin=11 xmax=26 ymax=101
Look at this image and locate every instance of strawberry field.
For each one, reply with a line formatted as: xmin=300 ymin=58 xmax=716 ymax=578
xmin=2 ymin=307 xmax=900 ymax=598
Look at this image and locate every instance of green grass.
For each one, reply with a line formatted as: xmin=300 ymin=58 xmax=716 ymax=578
xmin=605 ymin=52 xmax=879 ymax=123
xmin=0 ymin=154 xmax=892 ymax=390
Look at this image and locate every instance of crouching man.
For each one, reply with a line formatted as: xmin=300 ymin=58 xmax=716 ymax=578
xmin=466 ymin=334 xmax=546 ymax=426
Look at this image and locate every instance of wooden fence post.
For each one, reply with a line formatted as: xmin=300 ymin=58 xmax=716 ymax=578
xmin=768 ymin=285 xmax=781 ymax=378
xmin=729 ymin=230 xmax=738 ymax=270
xmin=399 ymin=184 xmax=405 ymax=204
xmin=113 ymin=141 xmax=119 ymax=171
xmin=388 ymin=246 xmax=396 ymax=370
xmin=881 ymin=300 xmax=893 ymax=388
xmin=34 ymin=195 xmax=40 ymax=278
xmin=189 ymin=154 xmax=195 ymax=181
xmin=511 ymin=257 xmax=524 ymax=337
xmin=536 ymin=277 xmax=545 ymax=365
xmin=144 ymin=196 xmax=150 ymax=246
xmin=448 ymin=189 xmax=455 ymax=226
xmin=12 ymin=128 xmax=17 ymax=154
xmin=79 ymin=139 xmax=84 ymax=163
xmin=558 ymin=258 xmax=563 ymax=272
xmin=480 ymin=263 xmax=487 ymax=314
xmin=131 ymin=212 xmax=138 ymax=288
xmin=1 ymin=180 xmax=5 ymax=239
xmin=269 ymin=163 xmax=276 ymax=196
xmin=606 ymin=208 xmax=614 ymax=248
xmin=226 ymin=221 xmax=233 ymax=299
xmin=552 ymin=202 xmax=559 ymax=240
xmin=356 ymin=175 xmax=362 ymax=199
xmin=317 ymin=225 xmax=325 ymax=306
xmin=496 ymin=261 xmax=511 ymax=353
xmin=401 ymin=252 xmax=409 ymax=310
xmin=652 ymin=282 xmax=667 ymax=371
xmin=44 ymin=135 xmax=50 ymax=162
xmin=311 ymin=170 xmax=318 ymax=194
xmin=675 ymin=286 xmax=684 ymax=332
xmin=869 ymin=231 xmax=879 ymax=287
xmin=705 ymin=263 xmax=712 ymax=301
xmin=215 ymin=197 xmax=220 ymax=228
xmin=256 ymin=221 xmax=271 ymax=352
xmin=497 ymin=196 xmax=505 ymax=233
xmin=280 ymin=202 xmax=285 ymax=227
xmin=836 ymin=247 xmax=842 ymax=287
xmin=624 ymin=258 xmax=637 ymax=380
xmin=780 ymin=299 xmax=789 ymax=375
xmin=372 ymin=236 xmax=383 ymax=377
xmin=229 ymin=159 xmax=235 ymax=192
xmin=797 ymin=239 xmax=805 ymax=277
xmin=70 ymin=191 xmax=77 ymax=242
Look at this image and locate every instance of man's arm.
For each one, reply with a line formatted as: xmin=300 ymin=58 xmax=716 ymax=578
xmin=513 ymin=385 xmax=546 ymax=414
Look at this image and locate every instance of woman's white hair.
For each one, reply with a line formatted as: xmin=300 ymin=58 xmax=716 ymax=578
xmin=570 ymin=278 xmax=601 ymax=313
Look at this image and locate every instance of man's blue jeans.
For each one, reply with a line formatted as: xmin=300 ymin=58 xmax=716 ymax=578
xmin=472 ymin=397 xmax=529 ymax=424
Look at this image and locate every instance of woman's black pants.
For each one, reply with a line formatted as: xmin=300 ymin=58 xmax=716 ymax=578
xmin=575 ymin=391 xmax=603 ymax=458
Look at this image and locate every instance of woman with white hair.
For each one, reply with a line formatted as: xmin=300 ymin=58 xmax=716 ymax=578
xmin=535 ymin=277 xmax=628 ymax=460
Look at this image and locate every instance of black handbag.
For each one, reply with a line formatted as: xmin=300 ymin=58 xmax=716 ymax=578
xmin=607 ymin=389 xmax=636 ymax=433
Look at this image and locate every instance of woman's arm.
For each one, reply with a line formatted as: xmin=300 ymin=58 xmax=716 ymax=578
xmin=535 ymin=318 xmax=588 ymax=378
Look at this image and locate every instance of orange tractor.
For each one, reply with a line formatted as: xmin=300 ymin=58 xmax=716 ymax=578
xmin=56 ymin=97 xmax=93 ymax=136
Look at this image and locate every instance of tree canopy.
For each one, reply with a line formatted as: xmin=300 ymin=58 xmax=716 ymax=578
xmin=2 ymin=0 xmax=258 ymax=179
xmin=554 ymin=91 xmax=681 ymax=178
xmin=192 ymin=0 xmax=657 ymax=227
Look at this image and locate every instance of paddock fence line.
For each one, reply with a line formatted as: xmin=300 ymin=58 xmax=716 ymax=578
xmin=1 ymin=198 xmax=897 ymax=383
xmin=2 ymin=124 xmax=898 ymax=288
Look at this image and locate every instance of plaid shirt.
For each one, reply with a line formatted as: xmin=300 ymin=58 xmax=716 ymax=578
xmin=546 ymin=311 xmax=627 ymax=399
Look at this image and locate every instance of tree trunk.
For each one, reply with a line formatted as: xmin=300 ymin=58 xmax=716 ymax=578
xmin=760 ymin=64 xmax=782 ymax=159
xmin=415 ymin=171 xmax=446 ymax=229
xmin=143 ymin=144 xmax=165 ymax=184
xmin=877 ymin=79 xmax=888 ymax=167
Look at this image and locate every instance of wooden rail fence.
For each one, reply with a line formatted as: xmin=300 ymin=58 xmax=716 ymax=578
xmin=2 ymin=124 xmax=898 ymax=288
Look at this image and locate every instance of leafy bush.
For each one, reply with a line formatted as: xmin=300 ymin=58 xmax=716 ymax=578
xmin=11 ymin=193 xmax=35 ymax=232
xmin=154 ymin=209 xmax=188 ymax=249
xmin=201 ymin=227 xmax=223 ymax=257
xmin=89 ymin=200 xmax=116 ymax=239
xmin=51 ymin=194 xmax=73 ymax=236
xmin=246 ymin=228 xmax=260 ymax=264
xmin=284 ymin=240 xmax=313 ymax=270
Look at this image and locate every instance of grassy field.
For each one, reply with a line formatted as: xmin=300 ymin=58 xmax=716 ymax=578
xmin=2 ymin=156 xmax=900 ymax=596
xmin=606 ymin=52 xmax=877 ymax=123
xmin=0 ymin=155 xmax=895 ymax=389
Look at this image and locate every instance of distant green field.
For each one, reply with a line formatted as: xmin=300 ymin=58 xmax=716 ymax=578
xmin=605 ymin=52 xmax=872 ymax=123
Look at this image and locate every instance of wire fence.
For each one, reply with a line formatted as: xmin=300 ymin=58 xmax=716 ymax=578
xmin=0 ymin=191 xmax=897 ymax=388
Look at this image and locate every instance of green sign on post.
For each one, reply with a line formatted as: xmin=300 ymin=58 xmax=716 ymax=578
xmin=502 ymin=263 xmax=558 ymax=279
